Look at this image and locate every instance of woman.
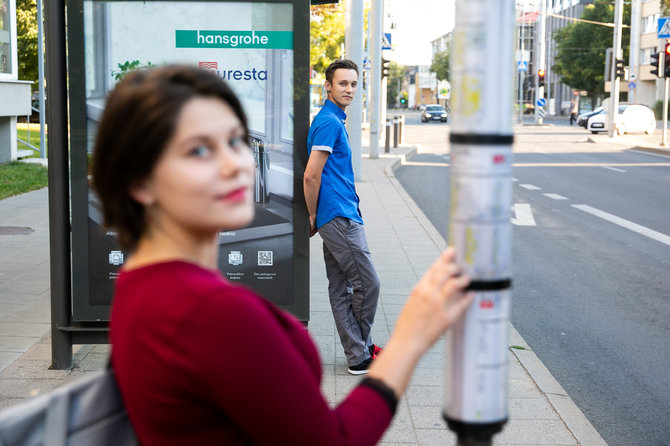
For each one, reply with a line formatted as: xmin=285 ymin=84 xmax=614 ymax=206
xmin=93 ymin=65 xmax=473 ymax=445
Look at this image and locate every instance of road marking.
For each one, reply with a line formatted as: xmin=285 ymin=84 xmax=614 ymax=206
xmin=511 ymin=203 xmax=536 ymax=226
xmin=543 ymin=193 xmax=568 ymax=200
xmin=572 ymin=204 xmax=670 ymax=247
xmin=513 ymin=162 xmax=670 ymax=167
xmin=602 ymin=166 xmax=626 ymax=173
xmin=519 ymin=184 xmax=541 ymax=190
xmin=403 ymin=161 xmax=451 ymax=167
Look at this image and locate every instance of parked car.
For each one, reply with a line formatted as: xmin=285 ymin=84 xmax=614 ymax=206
xmin=576 ymin=106 xmax=604 ymax=128
xmin=421 ymin=104 xmax=448 ymax=123
xmin=587 ymin=104 xmax=656 ymax=135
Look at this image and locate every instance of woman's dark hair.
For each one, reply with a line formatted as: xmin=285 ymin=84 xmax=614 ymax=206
xmin=92 ymin=64 xmax=249 ymax=252
xmin=325 ymin=59 xmax=359 ymax=84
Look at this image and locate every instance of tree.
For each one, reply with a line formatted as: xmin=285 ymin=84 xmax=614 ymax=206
xmin=430 ymin=50 xmax=450 ymax=81
xmin=553 ymin=0 xmax=630 ymax=105
xmin=663 ymin=0 xmax=670 ymax=15
xmin=310 ymin=4 xmax=345 ymax=77
xmin=386 ymin=61 xmax=405 ymax=106
xmin=430 ymin=34 xmax=451 ymax=82
xmin=310 ymin=1 xmax=370 ymax=79
xmin=16 ymin=0 xmax=38 ymax=87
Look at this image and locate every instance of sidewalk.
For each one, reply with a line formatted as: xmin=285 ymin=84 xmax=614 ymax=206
xmin=0 ymin=147 xmax=606 ymax=445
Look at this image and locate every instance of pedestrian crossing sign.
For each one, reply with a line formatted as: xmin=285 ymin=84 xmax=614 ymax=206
xmin=658 ymin=17 xmax=670 ymax=38
xmin=382 ymin=33 xmax=392 ymax=50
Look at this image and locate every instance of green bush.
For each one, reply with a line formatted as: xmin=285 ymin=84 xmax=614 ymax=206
xmin=653 ymin=100 xmax=670 ymax=120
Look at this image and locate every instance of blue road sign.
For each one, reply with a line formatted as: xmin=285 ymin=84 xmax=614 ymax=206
xmin=382 ymin=33 xmax=392 ymax=50
xmin=628 ymin=81 xmax=636 ymax=90
xmin=517 ymin=61 xmax=528 ymax=71
xmin=536 ymin=98 xmax=546 ymax=107
xmin=659 ymin=17 xmax=670 ymax=38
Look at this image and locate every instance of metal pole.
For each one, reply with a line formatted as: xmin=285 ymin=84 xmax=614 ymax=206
xmin=628 ymin=0 xmax=642 ymax=103
xmin=36 ymin=0 xmax=46 ymax=158
xmin=518 ymin=5 xmax=524 ymax=123
xmin=444 ymin=0 xmax=514 ymax=443
xmin=384 ymin=117 xmax=391 ymax=153
xmin=534 ymin=0 xmax=546 ymax=125
xmin=393 ymin=115 xmax=399 ymax=148
xmin=608 ymin=0 xmax=623 ymax=138
xmin=345 ymin=0 xmax=364 ymax=180
xmin=45 ymin=0 xmax=73 ymax=369
xmin=369 ymin=0 xmax=383 ymax=159
xmin=663 ymin=76 xmax=668 ymax=147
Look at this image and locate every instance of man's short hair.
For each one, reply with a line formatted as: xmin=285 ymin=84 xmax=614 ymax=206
xmin=325 ymin=59 xmax=359 ymax=84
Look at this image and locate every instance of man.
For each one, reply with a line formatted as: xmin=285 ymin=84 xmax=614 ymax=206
xmin=304 ymin=59 xmax=382 ymax=375
xmin=570 ymin=98 xmax=579 ymax=125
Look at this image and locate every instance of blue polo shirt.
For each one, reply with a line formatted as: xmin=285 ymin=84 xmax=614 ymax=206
xmin=307 ymin=99 xmax=363 ymax=229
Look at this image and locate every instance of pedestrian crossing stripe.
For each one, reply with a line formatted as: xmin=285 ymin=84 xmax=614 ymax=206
xmin=659 ymin=17 xmax=670 ymax=38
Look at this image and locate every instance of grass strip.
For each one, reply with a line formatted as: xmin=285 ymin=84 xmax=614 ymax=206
xmin=0 ymin=162 xmax=49 ymax=200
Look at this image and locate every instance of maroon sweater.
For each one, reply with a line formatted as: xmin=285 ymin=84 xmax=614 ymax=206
xmin=110 ymin=261 xmax=392 ymax=445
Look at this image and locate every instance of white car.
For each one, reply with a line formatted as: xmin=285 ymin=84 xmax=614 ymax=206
xmin=587 ymin=104 xmax=656 ymax=135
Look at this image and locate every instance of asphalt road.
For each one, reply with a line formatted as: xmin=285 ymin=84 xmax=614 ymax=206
xmin=393 ymin=118 xmax=670 ymax=446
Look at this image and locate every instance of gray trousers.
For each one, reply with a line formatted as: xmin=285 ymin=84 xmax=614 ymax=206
xmin=318 ymin=217 xmax=380 ymax=365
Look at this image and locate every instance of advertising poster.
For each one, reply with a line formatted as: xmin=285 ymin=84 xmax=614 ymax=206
xmin=69 ymin=1 xmax=306 ymax=321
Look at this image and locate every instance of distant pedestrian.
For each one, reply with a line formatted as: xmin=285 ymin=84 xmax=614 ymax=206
xmin=94 ymin=64 xmax=473 ymax=445
xmin=304 ymin=59 xmax=382 ymax=375
xmin=570 ymin=98 xmax=579 ymax=125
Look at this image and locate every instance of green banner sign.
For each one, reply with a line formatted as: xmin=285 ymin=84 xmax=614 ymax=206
xmin=176 ymin=30 xmax=293 ymax=49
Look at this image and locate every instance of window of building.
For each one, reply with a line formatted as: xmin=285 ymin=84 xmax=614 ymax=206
xmin=0 ymin=0 xmax=15 ymax=76
xmin=641 ymin=48 xmax=654 ymax=65
xmin=643 ymin=13 xmax=661 ymax=34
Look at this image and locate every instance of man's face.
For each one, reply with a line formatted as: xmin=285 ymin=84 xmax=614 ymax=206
xmin=325 ymin=68 xmax=358 ymax=111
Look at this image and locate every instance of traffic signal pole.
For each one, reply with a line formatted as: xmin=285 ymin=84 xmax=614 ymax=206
xmin=608 ymin=0 xmax=624 ymax=138
xmin=368 ymin=0 xmax=383 ymax=159
xmin=663 ymin=76 xmax=668 ymax=146
xmin=345 ymin=0 xmax=364 ymax=180
xmin=663 ymin=41 xmax=670 ymax=147
xmin=444 ymin=0 xmax=515 ymax=444
xmin=534 ymin=0 xmax=547 ymax=125
xmin=650 ymin=43 xmax=670 ymax=146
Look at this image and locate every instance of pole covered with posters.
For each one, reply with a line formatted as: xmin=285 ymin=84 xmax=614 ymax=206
xmin=443 ymin=0 xmax=515 ymax=444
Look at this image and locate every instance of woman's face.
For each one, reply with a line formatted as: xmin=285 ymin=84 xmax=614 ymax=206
xmin=133 ymin=97 xmax=255 ymax=237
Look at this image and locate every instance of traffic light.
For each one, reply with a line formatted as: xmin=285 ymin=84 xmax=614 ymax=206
xmin=614 ymin=58 xmax=625 ymax=80
xmin=650 ymin=51 xmax=664 ymax=78
xmin=537 ymin=69 xmax=545 ymax=88
xmin=381 ymin=58 xmax=390 ymax=79
xmin=664 ymin=43 xmax=670 ymax=78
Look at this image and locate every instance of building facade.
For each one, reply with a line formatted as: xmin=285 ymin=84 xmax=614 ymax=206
xmin=0 ymin=0 xmax=32 ymax=163
xmin=545 ymin=0 xmax=592 ymax=115
xmin=545 ymin=0 xmax=665 ymax=114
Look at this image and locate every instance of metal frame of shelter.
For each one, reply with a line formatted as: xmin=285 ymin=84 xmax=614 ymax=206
xmin=45 ymin=0 xmax=311 ymax=369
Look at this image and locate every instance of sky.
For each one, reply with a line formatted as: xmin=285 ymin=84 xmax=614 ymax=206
xmin=385 ymin=0 xmax=456 ymax=66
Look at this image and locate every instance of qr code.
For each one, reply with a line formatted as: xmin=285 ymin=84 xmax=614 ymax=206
xmin=257 ymin=251 xmax=273 ymax=266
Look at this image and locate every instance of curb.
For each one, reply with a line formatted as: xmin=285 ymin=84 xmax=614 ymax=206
xmin=630 ymin=145 xmax=670 ymax=157
xmin=383 ymin=147 xmax=607 ymax=446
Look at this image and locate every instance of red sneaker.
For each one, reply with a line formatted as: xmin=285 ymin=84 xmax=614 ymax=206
xmin=369 ymin=344 xmax=383 ymax=359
